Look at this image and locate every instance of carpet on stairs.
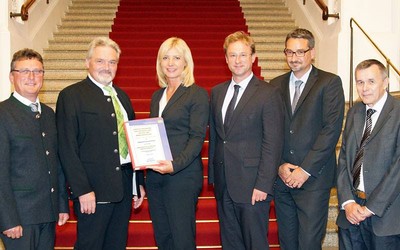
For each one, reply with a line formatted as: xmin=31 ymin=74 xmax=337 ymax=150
xmin=55 ymin=0 xmax=278 ymax=249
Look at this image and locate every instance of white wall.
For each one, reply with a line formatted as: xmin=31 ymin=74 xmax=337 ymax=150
xmin=0 ymin=0 xmax=70 ymax=101
xmin=285 ymin=0 xmax=400 ymax=101
xmin=338 ymin=0 xmax=400 ymax=100
xmin=0 ymin=0 xmax=11 ymax=101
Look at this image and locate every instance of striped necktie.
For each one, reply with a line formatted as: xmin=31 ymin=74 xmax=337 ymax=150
xmin=352 ymin=108 xmax=376 ymax=189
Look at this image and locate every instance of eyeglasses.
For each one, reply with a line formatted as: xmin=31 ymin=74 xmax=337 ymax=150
xmin=283 ymin=48 xmax=311 ymax=57
xmin=11 ymin=69 xmax=45 ymax=76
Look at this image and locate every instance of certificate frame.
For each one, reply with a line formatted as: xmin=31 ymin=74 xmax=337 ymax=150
xmin=124 ymin=117 xmax=173 ymax=170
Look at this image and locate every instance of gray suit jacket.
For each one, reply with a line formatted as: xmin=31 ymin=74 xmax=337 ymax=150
xmin=208 ymin=75 xmax=284 ymax=203
xmin=337 ymin=94 xmax=400 ymax=236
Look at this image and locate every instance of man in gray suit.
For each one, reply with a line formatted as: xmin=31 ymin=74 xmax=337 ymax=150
xmin=208 ymin=31 xmax=284 ymax=249
xmin=0 ymin=48 xmax=69 ymax=249
xmin=270 ymin=28 xmax=345 ymax=250
xmin=337 ymin=59 xmax=400 ymax=249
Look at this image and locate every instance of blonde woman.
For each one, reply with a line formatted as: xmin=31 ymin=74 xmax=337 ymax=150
xmin=146 ymin=37 xmax=209 ymax=250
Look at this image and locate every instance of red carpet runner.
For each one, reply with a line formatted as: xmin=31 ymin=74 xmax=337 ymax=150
xmin=55 ymin=0 xmax=279 ymax=249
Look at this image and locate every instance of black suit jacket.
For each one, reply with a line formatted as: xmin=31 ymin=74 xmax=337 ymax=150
xmin=149 ymin=84 xmax=209 ymax=175
xmin=270 ymin=66 xmax=345 ymax=190
xmin=337 ymin=95 xmax=400 ymax=236
xmin=0 ymin=96 xmax=69 ymax=231
xmin=56 ymin=77 xmax=144 ymax=202
xmin=208 ymin=75 xmax=284 ymax=203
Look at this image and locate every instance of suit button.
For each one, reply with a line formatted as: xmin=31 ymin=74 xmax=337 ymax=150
xmin=289 ymin=130 xmax=294 ymax=134
xmin=116 ymin=167 xmax=120 ymax=171
xmin=223 ymin=141 xmax=227 ymax=144
xmin=290 ymin=150 xmax=294 ymax=154
xmin=51 ymin=188 xmax=54 ymax=192
xmin=107 ymin=98 xmax=112 ymax=102
xmin=114 ymin=149 xmax=118 ymax=153
xmin=42 ymin=132 xmax=46 ymax=137
xmin=113 ymin=131 xmax=117 ymax=135
xmin=111 ymin=113 xmax=116 ymax=117
xmin=46 ymin=150 xmax=50 ymax=155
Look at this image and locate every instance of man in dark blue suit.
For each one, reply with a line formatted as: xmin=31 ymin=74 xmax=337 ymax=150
xmin=209 ymin=31 xmax=284 ymax=249
xmin=56 ymin=37 xmax=145 ymax=250
xmin=0 ymin=48 xmax=69 ymax=249
xmin=270 ymin=28 xmax=345 ymax=250
xmin=337 ymin=59 xmax=400 ymax=249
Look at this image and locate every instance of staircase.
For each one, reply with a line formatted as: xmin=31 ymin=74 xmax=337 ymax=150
xmin=40 ymin=0 xmax=119 ymax=109
xmin=240 ymin=0 xmax=293 ymax=81
xmin=39 ymin=0 xmax=340 ymax=249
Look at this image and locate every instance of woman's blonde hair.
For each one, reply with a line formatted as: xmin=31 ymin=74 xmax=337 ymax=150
xmin=156 ymin=37 xmax=195 ymax=88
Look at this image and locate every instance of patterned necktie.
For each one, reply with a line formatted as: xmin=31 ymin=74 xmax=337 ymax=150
xmin=103 ymin=86 xmax=129 ymax=158
xmin=352 ymin=108 xmax=376 ymax=189
xmin=291 ymin=80 xmax=303 ymax=114
xmin=224 ymin=84 xmax=240 ymax=131
xmin=30 ymin=102 xmax=38 ymax=112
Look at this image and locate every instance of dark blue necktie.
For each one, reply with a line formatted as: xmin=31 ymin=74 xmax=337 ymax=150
xmin=224 ymin=85 xmax=240 ymax=131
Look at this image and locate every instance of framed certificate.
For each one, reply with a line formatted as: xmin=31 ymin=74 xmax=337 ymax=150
xmin=124 ymin=117 xmax=173 ymax=170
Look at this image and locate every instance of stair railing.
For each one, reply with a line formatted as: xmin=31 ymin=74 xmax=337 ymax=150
xmin=9 ymin=0 xmax=49 ymax=21
xmin=302 ymin=0 xmax=340 ymax=20
xmin=349 ymin=18 xmax=400 ymax=107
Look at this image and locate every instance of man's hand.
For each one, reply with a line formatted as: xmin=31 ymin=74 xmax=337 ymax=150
xmin=133 ymin=185 xmax=146 ymax=209
xmin=58 ymin=213 xmax=70 ymax=226
xmin=284 ymin=167 xmax=310 ymax=188
xmin=344 ymin=202 xmax=368 ymax=225
xmin=79 ymin=191 xmax=96 ymax=214
xmin=278 ymin=163 xmax=298 ymax=181
xmin=2 ymin=225 xmax=23 ymax=239
xmin=146 ymin=160 xmax=174 ymax=174
xmin=251 ymin=188 xmax=268 ymax=205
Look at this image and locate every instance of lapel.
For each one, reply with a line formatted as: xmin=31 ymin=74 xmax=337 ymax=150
xmin=292 ymin=66 xmax=318 ymax=115
xmin=225 ymin=76 xmax=259 ymax=135
xmin=352 ymin=104 xmax=366 ymax=147
xmin=368 ymin=94 xmax=394 ymax=142
xmin=161 ymin=85 xmax=187 ymax=117
xmin=215 ymin=82 xmax=230 ymax=136
xmin=280 ymin=74 xmax=292 ymax=118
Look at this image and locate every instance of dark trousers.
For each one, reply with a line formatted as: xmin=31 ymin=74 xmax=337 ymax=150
xmin=0 ymin=222 xmax=55 ymax=250
xmin=73 ymin=169 xmax=133 ymax=250
xmin=217 ymin=187 xmax=271 ymax=250
xmin=339 ymin=197 xmax=400 ymax=250
xmin=274 ymin=177 xmax=331 ymax=250
xmin=146 ymin=170 xmax=202 ymax=250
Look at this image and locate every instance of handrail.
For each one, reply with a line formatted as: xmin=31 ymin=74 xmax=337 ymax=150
xmin=10 ymin=0 xmax=37 ymax=21
xmin=313 ymin=0 xmax=340 ymax=21
xmin=302 ymin=0 xmax=340 ymax=21
xmin=349 ymin=18 xmax=400 ymax=107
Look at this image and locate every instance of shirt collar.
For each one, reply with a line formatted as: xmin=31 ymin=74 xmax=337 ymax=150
xmin=290 ymin=65 xmax=313 ymax=84
xmin=365 ymin=91 xmax=387 ymax=113
xmin=230 ymin=72 xmax=253 ymax=90
xmin=88 ymin=74 xmax=115 ymax=96
xmin=13 ymin=91 xmax=41 ymax=112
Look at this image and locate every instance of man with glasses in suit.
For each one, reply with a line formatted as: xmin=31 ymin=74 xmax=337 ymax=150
xmin=270 ymin=28 xmax=345 ymax=250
